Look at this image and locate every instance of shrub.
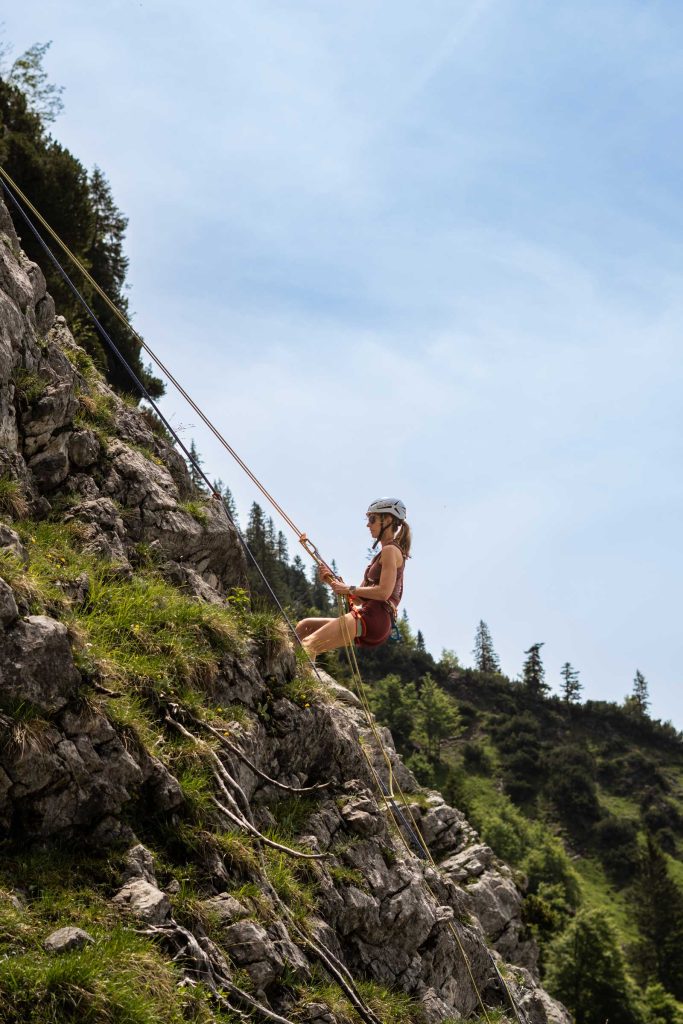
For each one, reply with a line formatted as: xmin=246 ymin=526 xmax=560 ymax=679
xmin=545 ymin=909 xmax=643 ymax=1024
xmin=462 ymin=741 xmax=493 ymax=774
xmin=591 ymin=816 xmax=640 ymax=886
xmin=545 ymin=746 xmax=601 ymax=826
xmin=523 ymin=834 xmax=580 ymax=908
xmin=481 ymin=814 xmax=527 ymax=865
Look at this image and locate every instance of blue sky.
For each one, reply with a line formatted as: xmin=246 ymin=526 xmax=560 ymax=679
xmin=3 ymin=1 xmax=682 ymax=724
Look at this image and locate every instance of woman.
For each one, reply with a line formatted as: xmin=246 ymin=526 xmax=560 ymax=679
xmin=295 ymin=498 xmax=411 ymax=662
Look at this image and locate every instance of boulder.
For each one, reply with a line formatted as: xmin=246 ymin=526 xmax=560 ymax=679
xmin=0 ymin=614 xmax=80 ymax=712
xmin=44 ymin=926 xmax=94 ymax=954
xmin=112 ymin=879 xmax=171 ymax=925
xmin=0 ymin=577 xmax=18 ymax=625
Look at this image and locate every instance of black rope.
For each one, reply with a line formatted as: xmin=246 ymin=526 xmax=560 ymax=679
xmin=2 ymin=177 xmax=530 ymax=1024
xmin=1 ymin=177 xmax=312 ymax=661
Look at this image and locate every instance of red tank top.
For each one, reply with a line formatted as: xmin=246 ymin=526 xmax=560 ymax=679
xmin=361 ymin=542 xmax=405 ymax=613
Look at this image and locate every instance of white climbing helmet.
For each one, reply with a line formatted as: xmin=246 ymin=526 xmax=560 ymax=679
xmin=366 ymin=498 xmax=407 ymax=521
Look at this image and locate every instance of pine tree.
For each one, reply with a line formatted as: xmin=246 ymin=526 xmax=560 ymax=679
xmin=276 ymin=531 xmax=289 ymax=563
xmin=416 ymin=630 xmax=426 ymax=653
xmin=415 ymin=674 xmax=462 ymax=762
xmin=397 ymin=609 xmax=416 ymax=648
xmin=632 ymin=669 xmax=650 ymax=716
xmin=5 ymin=41 xmax=64 ymax=122
xmin=246 ymin=502 xmax=267 ymax=566
xmin=632 ymin=834 xmax=683 ymax=999
xmin=369 ymin=674 xmax=418 ymax=750
xmin=439 ymin=649 xmax=460 ymax=672
xmin=545 ymin=909 xmax=640 ymax=1024
xmin=473 ymin=620 xmax=500 ymax=673
xmin=213 ymin=479 xmax=239 ymax=528
xmin=523 ymin=642 xmax=549 ymax=696
xmin=560 ymin=662 xmax=583 ymax=703
xmin=0 ymin=49 xmax=164 ymax=399
xmin=309 ymin=562 xmax=333 ymax=616
xmin=187 ymin=440 xmax=206 ymax=492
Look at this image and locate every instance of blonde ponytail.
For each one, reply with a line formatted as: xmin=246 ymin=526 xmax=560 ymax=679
xmin=392 ymin=518 xmax=412 ymax=558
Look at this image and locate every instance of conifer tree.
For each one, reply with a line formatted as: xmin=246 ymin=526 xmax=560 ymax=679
xmin=289 ymin=555 xmax=312 ymax=611
xmin=473 ymin=620 xmax=500 ymax=673
xmin=309 ymin=562 xmax=332 ymax=616
xmin=632 ymin=834 xmax=683 ymax=999
xmin=246 ymin=502 xmax=267 ymax=566
xmin=212 ymin=479 xmax=239 ymax=528
xmin=415 ymin=674 xmax=462 ymax=762
xmin=369 ymin=674 xmax=418 ymax=750
xmin=439 ymin=649 xmax=460 ymax=672
xmin=187 ymin=440 xmax=206 ymax=492
xmin=276 ymin=530 xmax=288 ymax=563
xmin=416 ymin=630 xmax=426 ymax=653
xmin=560 ymin=662 xmax=583 ymax=703
xmin=0 ymin=46 xmax=164 ymax=398
xmin=523 ymin=642 xmax=549 ymax=696
xmin=545 ymin=909 xmax=640 ymax=1024
xmin=631 ymin=669 xmax=650 ymax=716
xmin=397 ymin=608 xmax=416 ymax=648
xmin=5 ymin=41 xmax=64 ymax=122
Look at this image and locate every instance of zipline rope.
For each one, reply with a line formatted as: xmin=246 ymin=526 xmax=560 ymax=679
xmin=0 ymin=169 xmax=528 ymax=1024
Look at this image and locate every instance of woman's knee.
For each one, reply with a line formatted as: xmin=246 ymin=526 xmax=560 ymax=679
xmin=296 ymin=617 xmax=331 ymax=640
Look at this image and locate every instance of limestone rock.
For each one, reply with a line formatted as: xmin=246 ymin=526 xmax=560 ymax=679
xmin=220 ymin=919 xmax=285 ymax=989
xmin=0 ymin=576 xmax=18 ymax=625
xmin=0 ymin=523 xmax=28 ymax=563
xmin=0 ymin=614 xmax=80 ymax=712
xmin=199 ymin=892 xmax=248 ymax=926
xmin=122 ymin=844 xmax=157 ymax=886
xmin=296 ymin=1003 xmax=337 ymax=1024
xmin=112 ymin=879 xmax=171 ymax=924
xmin=27 ymin=431 xmax=70 ymax=490
xmin=44 ymin=926 xmax=94 ymax=954
xmin=68 ymin=428 xmax=100 ymax=468
xmin=441 ymin=843 xmax=496 ymax=882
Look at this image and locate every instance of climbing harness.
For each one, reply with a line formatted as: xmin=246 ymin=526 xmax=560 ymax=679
xmin=0 ymin=167 xmax=530 ymax=1024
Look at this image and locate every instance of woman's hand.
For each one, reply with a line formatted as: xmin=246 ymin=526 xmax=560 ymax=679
xmin=328 ymin=577 xmax=351 ymax=596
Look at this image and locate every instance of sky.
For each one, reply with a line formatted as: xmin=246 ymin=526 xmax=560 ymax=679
xmin=2 ymin=1 xmax=682 ymax=725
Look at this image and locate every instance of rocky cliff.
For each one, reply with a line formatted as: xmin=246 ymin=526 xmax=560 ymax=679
xmin=0 ymin=195 xmax=570 ymax=1024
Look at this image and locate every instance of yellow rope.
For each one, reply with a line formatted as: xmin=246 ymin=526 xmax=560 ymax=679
xmin=0 ymin=163 xmax=329 ymax=568
xmin=0 ymin=165 xmax=521 ymax=1024
xmin=335 ymin=598 xmax=498 ymax=1024
xmin=337 ymin=603 xmax=527 ymax=1024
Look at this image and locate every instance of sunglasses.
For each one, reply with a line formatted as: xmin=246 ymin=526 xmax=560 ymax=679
xmin=367 ymin=515 xmax=380 ymax=524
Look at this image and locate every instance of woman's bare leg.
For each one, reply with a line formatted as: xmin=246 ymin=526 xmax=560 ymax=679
xmin=301 ymin=611 xmax=358 ymax=660
xmin=295 ymin=617 xmax=334 ymax=642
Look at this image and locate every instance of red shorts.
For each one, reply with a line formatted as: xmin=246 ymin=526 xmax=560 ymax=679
xmin=351 ymin=600 xmax=393 ymax=648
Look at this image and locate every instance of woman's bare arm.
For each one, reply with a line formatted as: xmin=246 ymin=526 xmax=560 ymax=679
xmin=343 ymin=545 xmax=401 ymax=602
